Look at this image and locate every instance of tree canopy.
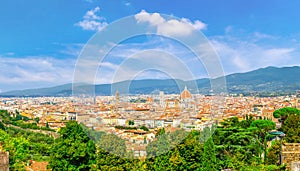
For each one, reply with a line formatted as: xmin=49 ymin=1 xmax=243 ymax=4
xmin=0 ymin=109 xmax=293 ymax=170
xmin=273 ymin=107 xmax=300 ymax=118
xmin=281 ymin=114 xmax=300 ymax=143
xmin=48 ymin=121 xmax=96 ymax=170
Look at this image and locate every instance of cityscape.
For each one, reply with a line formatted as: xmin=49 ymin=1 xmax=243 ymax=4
xmin=1 ymin=0 xmax=300 ymax=170
xmin=1 ymin=86 xmax=300 ymax=170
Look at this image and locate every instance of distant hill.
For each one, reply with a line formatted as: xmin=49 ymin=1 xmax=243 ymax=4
xmin=225 ymin=66 xmax=300 ymax=94
xmin=1 ymin=66 xmax=300 ymax=97
xmin=0 ymin=84 xmax=73 ymax=97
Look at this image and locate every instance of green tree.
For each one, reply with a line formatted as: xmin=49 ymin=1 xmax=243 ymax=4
xmin=239 ymin=115 xmax=255 ymax=128
xmin=177 ymin=132 xmax=203 ymax=170
xmin=0 ymin=129 xmax=30 ymax=170
xmin=147 ymin=129 xmax=187 ymax=159
xmin=0 ymin=121 xmax=5 ymax=130
xmin=281 ymin=114 xmax=300 ymax=142
xmin=81 ymin=123 xmax=104 ymax=143
xmin=96 ymin=133 xmax=137 ymax=170
xmin=273 ymin=107 xmax=300 ymax=123
xmin=144 ymin=131 xmax=203 ymax=171
xmin=15 ymin=114 xmax=22 ymax=121
xmin=199 ymin=127 xmax=213 ymax=143
xmin=34 ymin=117 xmax=40 ymax=124
xmin=266 ymin=140 xmax=280 ymax=165
xmin=140 ymin=125 xmax=149 ymax=131
xmin=128 ymin=120 xmax=135 ymax=126
xmin=250 ymin=119 xmax=276 ymax=164
xmin=155 ymin=128 xmax=165 ymax=137
xmin=48 ymin=121 xmax=96 ymax=170
xmin=240 ymin=164 xmax=285 ymax=171
xmin=95 ymin=148 xmax=137 ymax=171
xmin=9 ymin=137 xmax=31 ymax=169
xmin=219 ymin=117 xmax=240 ymax=128
xmin=250 ymin=120 xmax=276 ymax=133
xmin=147 ymin=133 xmax=170 ymax=158
xmin=97 ymin=134 xmax=127 ymax=158
xmin=213 ymin=118 xmax=263 ymax=169
xmin=202 ymin=137 xmax=217 ymax=170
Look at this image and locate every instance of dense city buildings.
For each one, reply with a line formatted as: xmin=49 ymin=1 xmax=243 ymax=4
xmin=1 ymin=88 xmax=299 ymax=158
xmin=1 ymin=87 xmax=300 ymax=170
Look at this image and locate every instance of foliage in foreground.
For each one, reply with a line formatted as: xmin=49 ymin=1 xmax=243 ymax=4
xmin=0 ymin=109 xmax=296 ymax=170
xmin=48 ymin=121 xmax=96 ymax=170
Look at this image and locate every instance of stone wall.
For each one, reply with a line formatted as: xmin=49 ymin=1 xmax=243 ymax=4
xmin=0 ymin=151 xmax=9 ymax=171
xmin=291 ymin=162 xmax=300 ymax=171
xmin=282 ymin=143 xmax=300 ymax=171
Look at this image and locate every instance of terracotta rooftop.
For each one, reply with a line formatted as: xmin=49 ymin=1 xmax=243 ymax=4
xmin=180 ymin=86 xmax=192 ymax=99
xmin=25 ymin=161 xmax=48 ymax=171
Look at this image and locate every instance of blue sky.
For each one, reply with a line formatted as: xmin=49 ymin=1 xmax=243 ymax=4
xmin=1 ymin=0 xmax=300 ymax=92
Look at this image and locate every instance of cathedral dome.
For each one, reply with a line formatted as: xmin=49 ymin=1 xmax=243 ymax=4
xmin=180 ymin=86 xmax=192 ymax=99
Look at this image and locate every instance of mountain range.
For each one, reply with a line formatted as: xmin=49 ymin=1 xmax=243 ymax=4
xmin=1 ymin=66 xmax=300 ymax=97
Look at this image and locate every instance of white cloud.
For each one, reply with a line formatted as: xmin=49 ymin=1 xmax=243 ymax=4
xmin=57 ymin=43 xmax=84 ymax=57
xmin=0 ymin=56 xmax=75 ymax=87
xmin=192 ymin=20 xmax=207 ymax=30
xmin=210 ymin=40 xmax=249 ymax=71
xmin=263 ymin=48 xmax=294 ymax=58
xmin=210 ymin=35 xmax=299 ymax=75
xmin=104 ymin=32 xmax=299 ymax=80
xmin=134 ymin=10 xmax=207 ymax=37
xmin=99 ymin=62 xmax=118 ymax=70
xmin=253 ymin=32 xmax=276 ymax=40
xmin=135 ymin=10 xmax=165 ymax=26
xmin=84 ymin=6 xmax=101 ymax=20
xmin=76 ymin=6 xmax=108 ymax=31
xmin=93 ymin=33 xmax=217 ymax=83
xmin=77 ymin=20 xmax=108 ymax=31
xmin=98 ymin=49 xmax=197 ymax=84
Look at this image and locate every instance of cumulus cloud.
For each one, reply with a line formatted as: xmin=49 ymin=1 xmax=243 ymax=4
xmin=134 ymin=10 xmax=207 ymax=37
xmin=76 ymin=6 xmax=108 ymax=31
xmin=84 ymin=7 xmax=101 ymax=20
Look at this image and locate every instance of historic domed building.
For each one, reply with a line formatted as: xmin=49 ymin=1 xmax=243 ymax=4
xmin=180 ymin=86 xmax=192 ymax=99
xmin=179 ymin=86 xmax=195 ymax=110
